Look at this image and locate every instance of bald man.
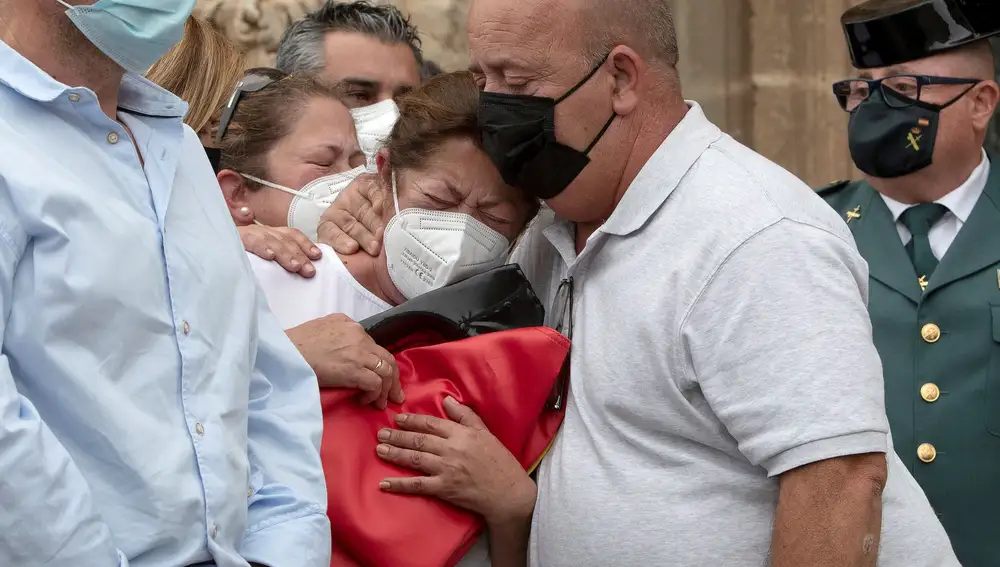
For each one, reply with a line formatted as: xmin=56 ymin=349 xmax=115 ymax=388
xmin=317 ymin=0 xmax=958 ymax=565
xmin=818 ymin=2 xmax=1000 ymax=565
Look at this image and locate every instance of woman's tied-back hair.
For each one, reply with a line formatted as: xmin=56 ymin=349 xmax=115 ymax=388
xmin=146 ymin=16 xmax=246 ymax=135
xmin=217 ymin=69 xmax=349 ymax=188
xmin=386 ymin=71 xmax=482 ymax=172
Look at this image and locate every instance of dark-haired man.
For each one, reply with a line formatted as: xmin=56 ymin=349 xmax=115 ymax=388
xmin=818 ymin=1 xmax=1000 ymax=564
xmin=276 ymin=0 xmax=422 ymax=108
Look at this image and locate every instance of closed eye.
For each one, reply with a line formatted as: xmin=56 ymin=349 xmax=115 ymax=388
xmin=481 ymin=211 xmax=513 ymax=225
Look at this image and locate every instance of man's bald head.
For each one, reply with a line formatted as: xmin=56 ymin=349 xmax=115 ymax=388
xmin=584 ymin=0 xmax=679 ymax=68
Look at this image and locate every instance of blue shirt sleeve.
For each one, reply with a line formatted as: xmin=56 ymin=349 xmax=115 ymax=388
xmin=0 ymin=221 xmax=127 ymax=566
xmin=241 ymin=283 xmax=331 ymax=567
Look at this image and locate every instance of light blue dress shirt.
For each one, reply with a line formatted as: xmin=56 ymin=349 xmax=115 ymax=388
xmin=0 ymin=41 xmax=330 ymax=567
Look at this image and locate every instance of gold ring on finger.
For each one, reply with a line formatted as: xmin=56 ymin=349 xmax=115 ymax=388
xmin=373 ymin=359 xmax=383 ymax=373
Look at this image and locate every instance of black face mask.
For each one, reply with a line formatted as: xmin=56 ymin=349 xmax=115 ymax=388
xmin=478 ymin=55 xmax=616 ymax=199
xmin=204 ymin=146 xmax=222 ymax=173
xmin=847 ymin=88 xmax=959 ymax=179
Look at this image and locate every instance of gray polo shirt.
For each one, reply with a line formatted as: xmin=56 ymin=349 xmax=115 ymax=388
xmin=514 ymin=103 xmax=958 ymax=566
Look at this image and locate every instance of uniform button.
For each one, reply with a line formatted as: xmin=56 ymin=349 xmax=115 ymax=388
xmin=195 ymin=423 xmax=205 ymax=436
xmin=920 ymin=383 xmax=940 ymax=403
xmin=68 ymin=93 xmax=81 ymax=103
xmin=921 ymin=323 xmax=941 ymax=343
xmin=917 ymin=443 xmax=937 ymax=463
xmin=210 ymin=524 xmax=218 ymax=538
xmin=182 ymin=320 xmax=191 ymax=335
xmin=107 ymin=132 xmax=119 ymax=145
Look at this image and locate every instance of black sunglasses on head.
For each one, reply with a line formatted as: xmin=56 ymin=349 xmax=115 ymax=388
xmin=216 ymin=68 xmax=288 ymax=144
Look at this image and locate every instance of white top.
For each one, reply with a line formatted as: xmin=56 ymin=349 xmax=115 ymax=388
xmin=247 ymin=244 xmax=493 ymax=567
xmin=881 ymin=149 xmax=989 ymax=260
xmin=248 ymin=244 xmax=391 ymax=329
xmin=513 ymin=102 xmax=958 ymax=567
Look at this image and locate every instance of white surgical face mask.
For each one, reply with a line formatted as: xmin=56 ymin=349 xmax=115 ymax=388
xmin=241 ymin=166 xmax=366 ymax=241
xmin=351 ymin=99 xmax=400 ymax=167
xmin=383 ymin=171 xmax=510 ymax=300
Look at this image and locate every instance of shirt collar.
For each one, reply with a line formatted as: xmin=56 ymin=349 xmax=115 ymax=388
xmin=0 ymin=39 xmax=186 ymax=119
xmin=881 ymin=148 xmax=990 ymax=224
xmin=601 ymin=101 xmax=724 ymax=236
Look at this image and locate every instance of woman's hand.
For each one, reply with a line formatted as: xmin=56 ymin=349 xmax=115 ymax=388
xmin=376 ymin=397 xmax=537 ymax=527
xmin=286 ymin=314 xmax=403 ymax=408
xmin=239 ymin=224 xmax=321 ymax=278
xmin=317 ymin=178 xmax=388 ymax=256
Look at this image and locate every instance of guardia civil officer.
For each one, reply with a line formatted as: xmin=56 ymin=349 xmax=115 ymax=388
xmin=820 ymin=1 xmax=1000 ymax=564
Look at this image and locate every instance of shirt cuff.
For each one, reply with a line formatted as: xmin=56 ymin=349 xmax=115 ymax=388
xmin=241 ymin=510 xmax=331 ymax=567
xmin=762 ymin=431 xmax=888 ymax=478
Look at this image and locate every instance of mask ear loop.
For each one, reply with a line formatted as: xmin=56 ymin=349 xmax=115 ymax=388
xmin=240 ymin=173 xmax=309 ymax=199
xmin=584 ymin=114 xmax=617 ymax=155
xmin=391 ymin=169 xmax=402 ymax=215
xmin=554 ymin=52 xmax=612 ymax=104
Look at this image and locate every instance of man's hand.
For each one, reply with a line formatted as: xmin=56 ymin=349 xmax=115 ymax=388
xmin=376 ymin=397 xmax=536 ymax=527
xmin=770 ymin=453 xmax=887 ymax=567
xmin=285 ymin=314 xmax=403 ymax=409
xmin=316 ymin=177 xmax=388 ymax=256
xmin=239 ymin=224 xmax=321 ymax=278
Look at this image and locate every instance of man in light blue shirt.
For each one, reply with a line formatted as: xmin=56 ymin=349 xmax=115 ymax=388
xmin=0 ymin=2 xmax=330 ymax=566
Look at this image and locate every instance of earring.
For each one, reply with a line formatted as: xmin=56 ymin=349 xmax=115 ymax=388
xmin=239 ymin=206 xmax=251 ymax=217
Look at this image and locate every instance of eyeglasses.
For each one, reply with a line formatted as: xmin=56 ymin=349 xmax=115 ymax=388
xmin=546 ymin=277 xmax=573 ymax=410
xmin=216 ymin=68 xmax=287 ymax=144
xmin=832 ymin=74 xmax=980 ymax=112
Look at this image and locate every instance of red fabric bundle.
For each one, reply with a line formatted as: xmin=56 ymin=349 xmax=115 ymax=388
xmin=321 ymin=326 xmax=570 ymax=567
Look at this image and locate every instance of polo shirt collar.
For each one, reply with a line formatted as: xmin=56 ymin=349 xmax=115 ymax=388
xmin=601 ymin=101 xmax=724 ymax=237
xmin=0 ymin=39 xmax=186 ymax=119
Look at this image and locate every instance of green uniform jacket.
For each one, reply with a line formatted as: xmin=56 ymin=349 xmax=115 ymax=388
xmin=818 ymin=164 xmax=1000 ymax=567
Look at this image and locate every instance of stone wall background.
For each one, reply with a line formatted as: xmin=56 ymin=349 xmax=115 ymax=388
xmin=194 ymin=0 xmax=469 ymax=70
xmin=196 ymin=0 xmax=999 ymax=187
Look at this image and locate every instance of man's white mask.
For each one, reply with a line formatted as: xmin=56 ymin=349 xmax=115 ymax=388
xmin=383 ymin=171 xmax=510 ymax=300
xmin=242 ymin=166 xmax=366 ymax=241
xmin=351 ymin=99 xmax=400 ymax=167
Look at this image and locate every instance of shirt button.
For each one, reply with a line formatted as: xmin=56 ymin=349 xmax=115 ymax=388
xmin=195 ymin=423 xmax=205 ymax=436
xmin=247 ymin=487 xmax=254 ymax=498
xmin=210 ymin=524 xmax=218 ymax=538
xmin=182 ymin=320 xmax=191 ymax=335
xmin=920 ymin=383 xmax=940 ymax=403
xmin=920 ymin=323 xmax=941 ymax=343
xmin=107 ymin=132 xmax=120 ymax=145
xmin=917 ymin=443 xmax=937 ymax=463
xmin=68 ymin=93 xmax=81 ymax=103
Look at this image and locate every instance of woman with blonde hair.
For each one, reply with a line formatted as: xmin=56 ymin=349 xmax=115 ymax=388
xmin=147 ymin=16 xmax=246 ymax=150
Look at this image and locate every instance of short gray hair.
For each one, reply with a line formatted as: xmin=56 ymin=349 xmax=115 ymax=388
xmin=586 ymin=0 xmax=679 ymax=68
xmin=275 ymin=1 xmax=423 ymax=74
